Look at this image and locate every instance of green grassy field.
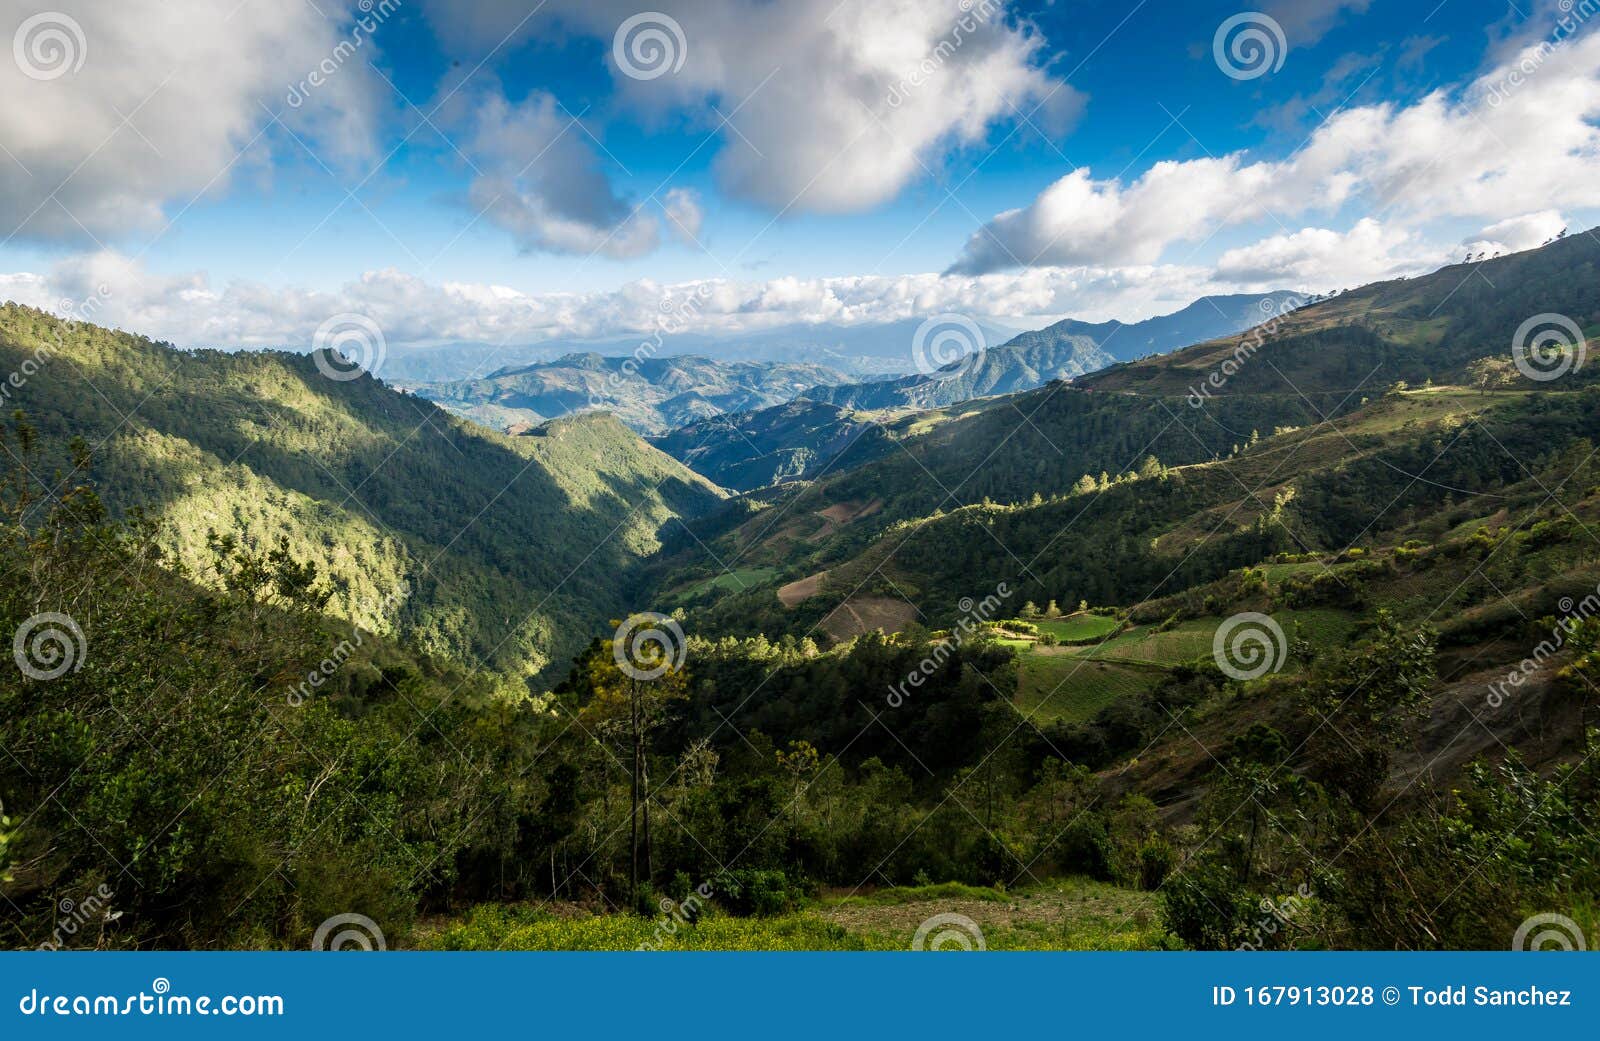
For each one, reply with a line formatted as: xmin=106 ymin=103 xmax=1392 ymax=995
xmin=814 ymin=878 xmax=1166 ymax=951
xmin=425 ymin=905 xmax=887 ymax=951
xmin=678 ymin=566 xmax=780 ymax=598
xmin=1069 ymin=609 xmax=1359 ymax=666
xmin=1015 ymin=654 xmax=1164 ymax=723
xmin=1010 ymin=608 xmax=1360 ymax=724
xmin=1031 ymin=612 xmax=1121 ymax=642
xmin=1080 ymin=620 xmax=1217 ymax=664
xmin=421 ymin=878 xmax=1167 ymax=951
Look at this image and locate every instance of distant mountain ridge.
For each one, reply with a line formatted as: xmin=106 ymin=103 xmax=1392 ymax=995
xmin=409 ymin=352 xmax=851 ymax=435
xmin=380 ymin=316 xmax=1027 ymax=382
xmin=801 ymin=292 xmax=1300 ymax=411
xmin=649 ymin=399 xmax=889 ymax=492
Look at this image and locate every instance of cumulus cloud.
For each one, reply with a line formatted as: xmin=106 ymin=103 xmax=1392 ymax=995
xmin=1213 ymin=219 xmax=1444 ymax=288
xmin=1461 ymin=210 xmax=1567 ymax=256
xmin=421 ymin=0 xmax=1077 ymax=214
xmin=4 ymin=249 xmax=1294 ymax=351
xmin=950 ymin=30 xmax=1600 ymax=276
xmin=0 ymin=0 xmax=386 ymax=243
xmin=451 ymin=90 xmax=664 ymax=259
xmin=661 ymin=188 xmax=704 ymax=244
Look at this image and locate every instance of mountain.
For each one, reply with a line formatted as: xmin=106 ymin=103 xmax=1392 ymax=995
xmin=648 ymin=399 xmax=889 ymax=491
xmin=1040 ymin=291 xmax=1307 ymax=363
xmin=632 ymin=238 xmax=1600 ymax=955
xmin=408 ymin=352 xmax=850 ymax=435
xmin=9 ymin=236 xmax=1600 ymax=955
xmin=1084 ymin=238 xmax=1600 ymax=398
xmin=0 ymin=304 xmax=723 ymax=680
xmin=659 ymin=232 xmax=1600 ymax=647
xmin=803 ymin=292 xmax=1301 ymax=411
xmin=378 ymin=317 xmax=1030 ymax=382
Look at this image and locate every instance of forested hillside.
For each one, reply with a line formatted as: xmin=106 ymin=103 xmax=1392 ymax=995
xmin=649 ymin=399 xmax=889 ymax=491
xmin=1085 ymin=232 xmax=1600 ymax=397
xmin=0 ymin=305 xmax=723 ymax=679
xmin=5 ymin=235 xmax=1600 ymax=953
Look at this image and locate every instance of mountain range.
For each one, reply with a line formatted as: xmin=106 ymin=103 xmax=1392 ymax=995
xmin=7 ymin=232 xmax=1600 ymax=953
xmin=407 ymin=352 xmax=852 ymax=435
xmin=803 ymin=292 xmax=1303 ymax=411
xmin=380 ymin=316 xmax=1028 ymax=383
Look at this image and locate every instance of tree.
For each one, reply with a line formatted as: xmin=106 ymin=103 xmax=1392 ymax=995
xmin=1465 ymin=355 xmax=1516 ymax=394
xmin=580 ymin=616 xmax=689 ymax=903
xmin=775 ymin=740 xmax=820 ymax=841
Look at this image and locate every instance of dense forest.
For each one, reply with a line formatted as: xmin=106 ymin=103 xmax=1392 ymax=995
xmin=4 ymin=233 xmax=1600 ymax=951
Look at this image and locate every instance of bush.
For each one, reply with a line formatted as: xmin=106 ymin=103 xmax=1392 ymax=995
xmin=1158 ymin=863 xmax=1257 ymax=950
xmin=711 ymin=869 xmax=807 ymax=916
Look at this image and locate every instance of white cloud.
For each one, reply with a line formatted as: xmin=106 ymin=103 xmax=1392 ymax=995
xmin=452 ymin=90 xmax=663 ymax=259
xmin=5 ymin=249 xmax=1279 ymax=351
xmin=662 ymin=188 xmax=704 ymax=244
xmin=1214 ymin=219 xmax=1444 ymax=288
xmin=422 ymin=0 xmax=1077 ymax=214
xmin=951 ymin=30 xmax=1600 ymax=275
xmin=1461 ymin=210 xmax=1567 ymax=256
xmin=0 ymin=0 xmax=386 ymax=243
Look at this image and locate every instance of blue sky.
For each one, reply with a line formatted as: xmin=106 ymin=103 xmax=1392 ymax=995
xmin=0 ymin=0 xmax=1595 ymax=347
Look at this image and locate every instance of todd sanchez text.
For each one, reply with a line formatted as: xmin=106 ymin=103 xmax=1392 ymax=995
xmin=1409 ymin=986 xmax=1573 ymax=1007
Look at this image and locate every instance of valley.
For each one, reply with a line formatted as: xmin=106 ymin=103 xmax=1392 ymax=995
xmin=5 ymin=234 xmax=1600 ymax=953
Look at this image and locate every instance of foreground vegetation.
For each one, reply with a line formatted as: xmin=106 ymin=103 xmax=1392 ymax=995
xmin=5 ymin=232 xmax=1600 ymax=950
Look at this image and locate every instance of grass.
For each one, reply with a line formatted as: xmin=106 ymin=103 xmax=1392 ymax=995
xmin=1066 ymin=609 xmax=1359 ymax=667
xmin=815 ymin=877 xmax=1168 ymax=951
xmin=420 ymin=877 xmax=1170 ymax=951
xmin=678 ymin=566 xmax=779 ymax=598
xmin=1030 ymin=612 xmax=1121 ymax=642
xmin=1015 ymin=654 xmax=1163 ymax=723
xmin=1008 ymin=608 xmax=1360 ymax=724
xmin=825 ymin=882 xmax=1009 ymax=907
xmin=1081 ymin=620 xmax=1217 ymax=665
xmin=423 ymin=905 xmax=889 ymax=951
